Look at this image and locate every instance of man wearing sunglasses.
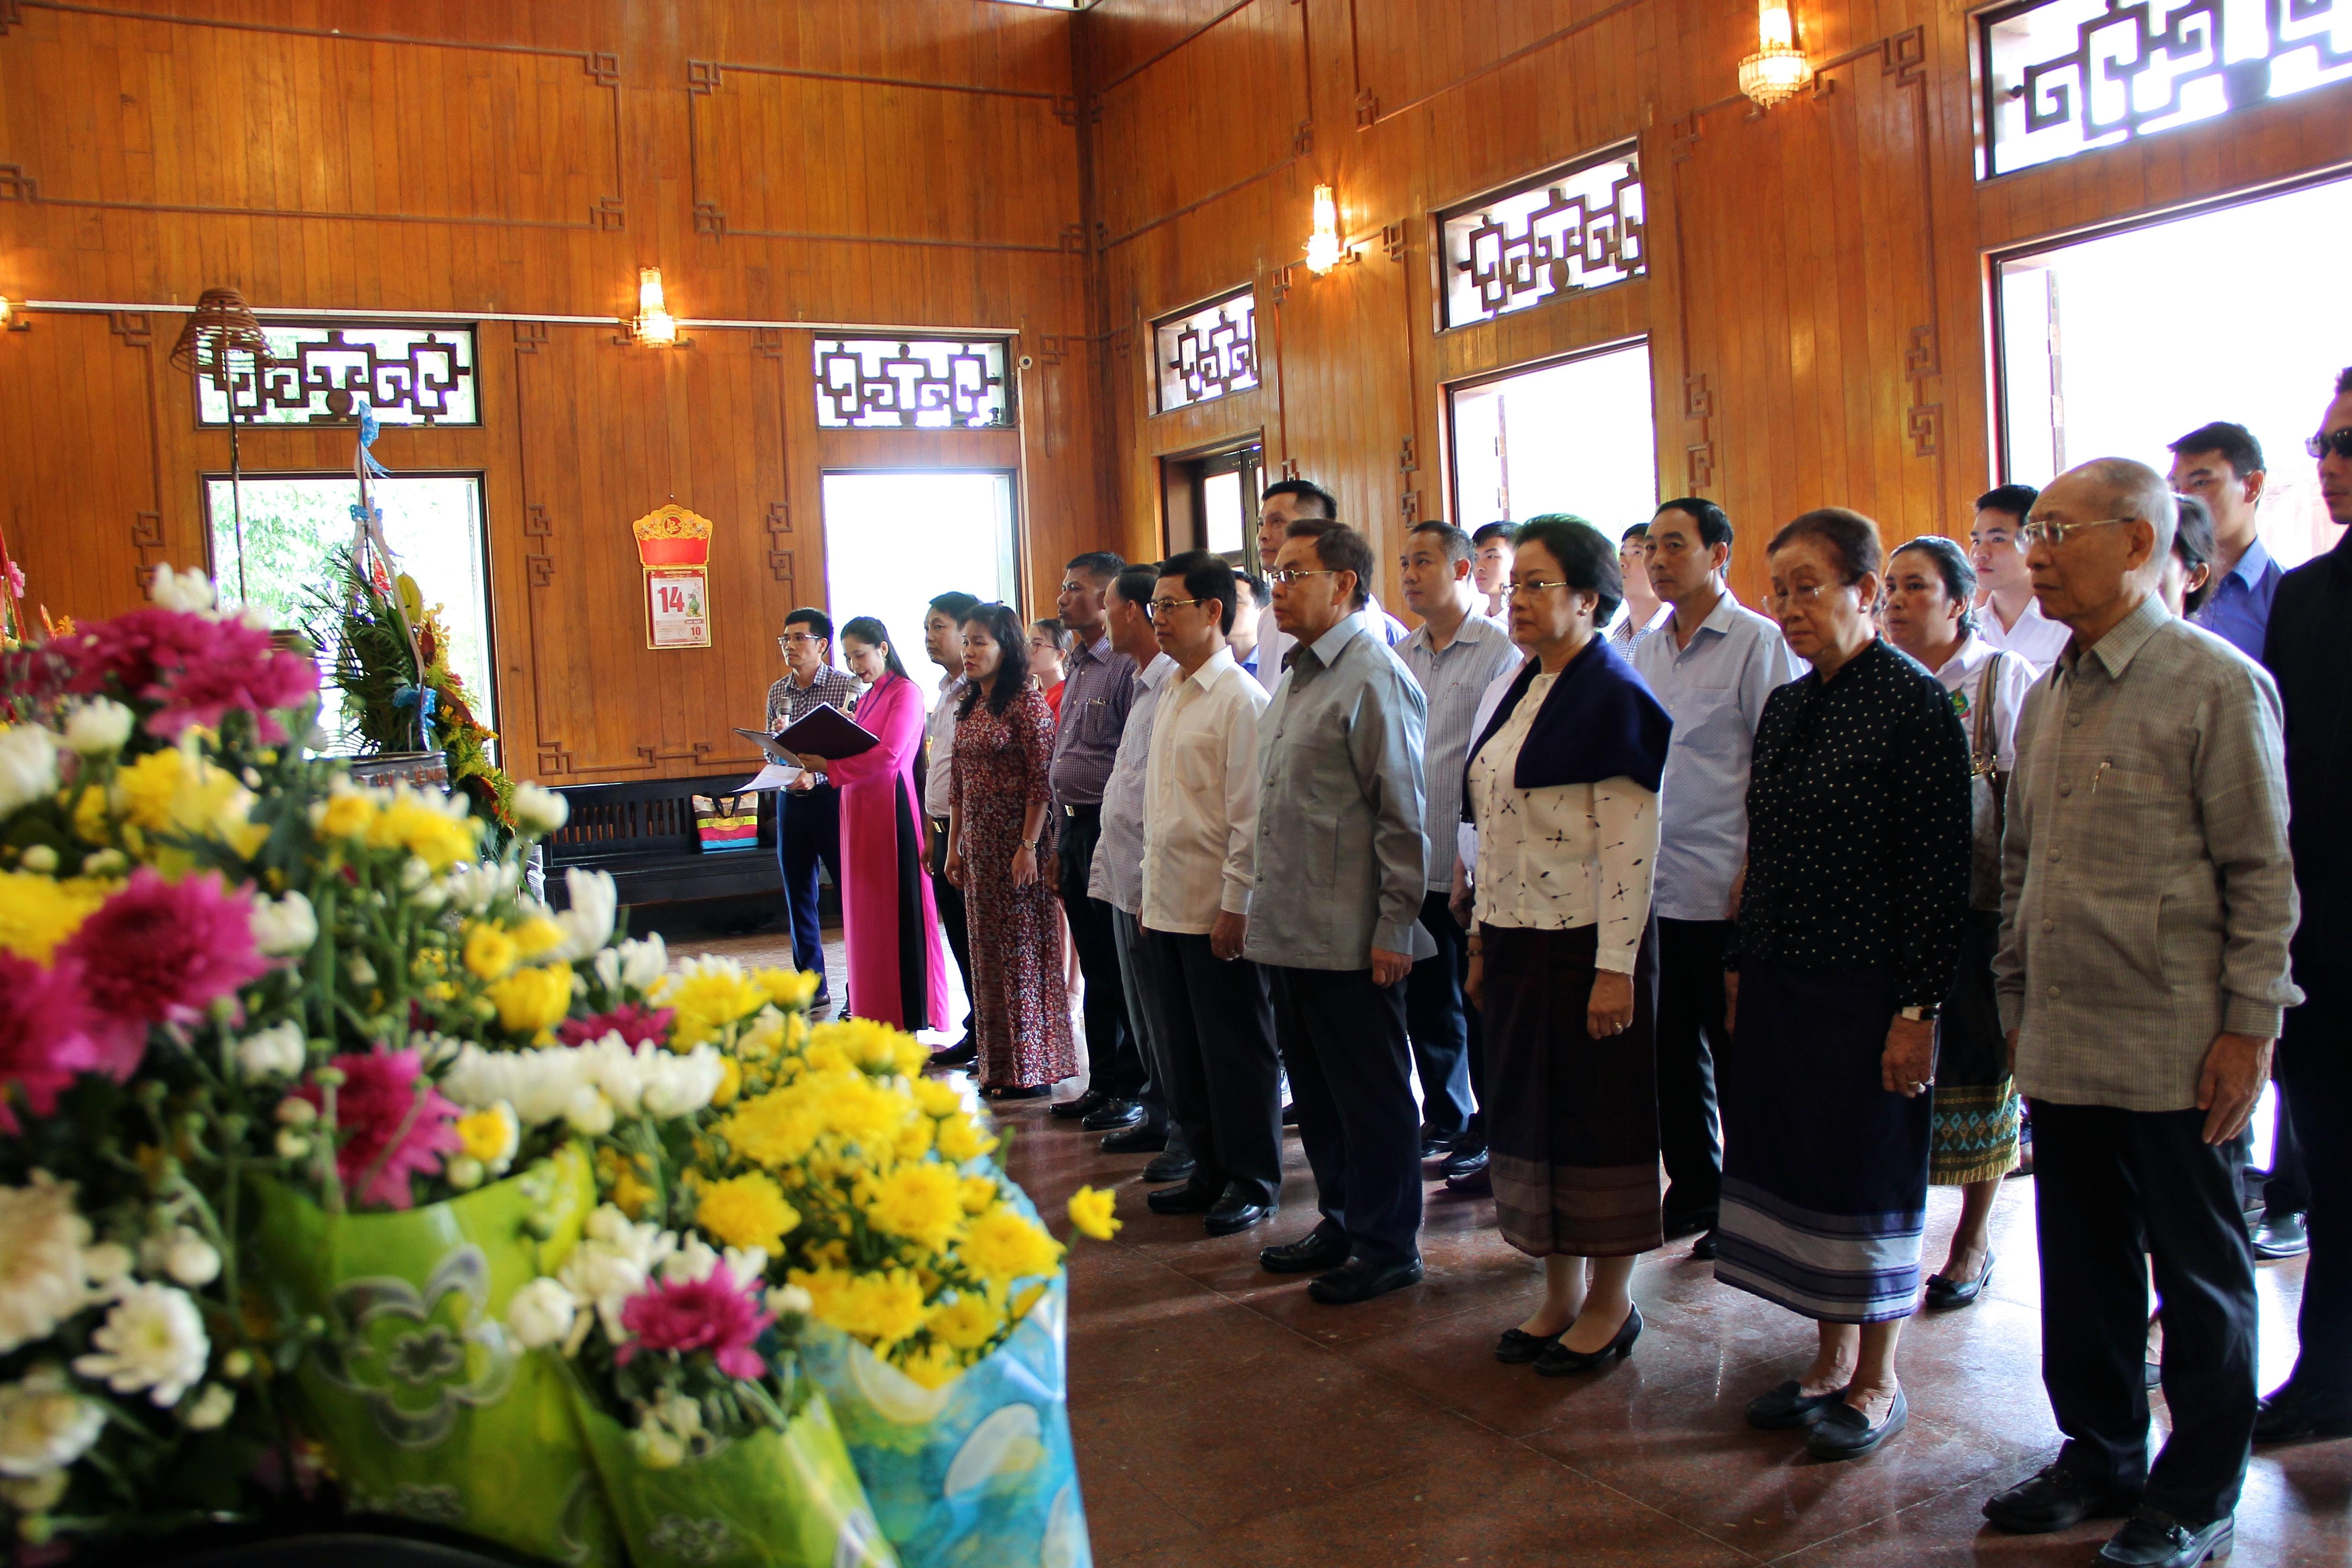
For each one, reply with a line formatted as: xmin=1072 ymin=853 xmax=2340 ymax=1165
xmin=1981 ymin=458 xmax=2300 ymax=1568
xmin=2252 ymin=368 xmax=2352 ymax=1448
xmin=766 ymin=608 xmax=862 ymax=1003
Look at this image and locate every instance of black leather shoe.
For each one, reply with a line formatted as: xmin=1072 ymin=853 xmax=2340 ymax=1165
xmin=1099 ymin=1121 xmax=1166 ymax=1154
xmin=1439 ymin=1141 xmax=1490 ymax=1181
xmin=1418 ymin=1131 xmax=1459 ymax=1162
xmin=1494 ymin=1326 xmax=1563 ymax=1364
xmin=2097 ymin=1507 xmax=2232 ymax=1566
xmin=1445 ymin=1164 xmax=1493 ymax=1196
xmin=1746 ymin=1380 xmax=1845 ymax=1431
xmin=1308 ymin=1255 xmax=1425 ymax=1304
xmin=1689 ymin=1228 xmax=1719 ymax=1260
xmin=1259 ymin=1229 xmax=1350 ymax=1274
xmin=1924 ymin=1251 xmax=1995 ymax=1309
xmin=2251 ymin=1212 xmax=2309 ymax=1259
xmin=1051 ymin=1089 xmax=1107 ymax=1122
xmin=2254 ymin=1381 xmax=2352 ymax=1442
xmin=1205 ymin=1186 xmax=1274 ymax=1237
xmin=1981 ymin=1464 xmax=2142 ymax=1534
xmin=1534 ymin=1303 xmax=1643 ymax=1376
xmin=1662 ymin=1206 xmax=1718 ymax=1242
xmin=1140 ymin=1152 xmax=1196 ymax=1185
xmin=1081 ymin=1097 xmax=1146 ymax=1132
xmin=1146 ymin=1181 xmax=1221 ymax=1215
xmin=1807 ymin=1386 xmax=1907 ymax=1460
xmin=931 ymin=1038 xmax=977 ymax=1068
xmin=982 ymin=1083 xmax=1050 ymax=1101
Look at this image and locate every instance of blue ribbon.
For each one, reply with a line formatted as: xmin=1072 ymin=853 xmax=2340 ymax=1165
xmin=354 ymin=396 xmax=389 ymax=480
xmin=393 ymin=682 xmax=438 ymax=733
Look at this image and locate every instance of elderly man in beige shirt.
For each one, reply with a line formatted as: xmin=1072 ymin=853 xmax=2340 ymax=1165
xmin=1981 ymin=458 xmax=2300 ymax=1568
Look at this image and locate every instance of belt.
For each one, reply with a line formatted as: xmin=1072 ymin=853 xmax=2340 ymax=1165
xmin=928 ymin=816 xmax=950 ymax=831
xmin=1061 ymin=802 xmax=1101 ymax=818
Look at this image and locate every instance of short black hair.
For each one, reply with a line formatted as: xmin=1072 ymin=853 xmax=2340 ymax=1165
xmin=1161 ymin=549 xmax=1240 ymax=635
xmin=2171 ymin=493 xmax=2218 ymax=616
xmin=1109 ymin=564 xmax=1160 ymax=610
xmin=784 ymin=606 xmax=833 ymax=644
xmin=1064 ymin=551 xmax=1127 ymax=582
xmin=1620 ymin=522 xmax=1649 ymax=543
xmin=1890 ymin=535 xmax=1979 ymax=636
xmin=2337 ymin=366 xmax=2352 ymax=395
xmin=1407 ymin=520 xmax=1474 ymax=567
xmin=1975 ymin=484 xmax=2038 ymax=521
xmin=2167 ymin=421 xmax=2265 ymax=480
xmin=1655 ymin=496 xmax=1733 ymax=552
xmin=1470 ymin=522 xmax=1514 ymax=546
xmin=839 ymin=615 xmax=911 ymax=683
xmin=927 ymin=590 xmax=981 ymax=622
xmin=1029 ymin=617 xmax=1074 ymax=656
xmin=1769 ymin=508 xmax=1883 ymax=584
xmin=1234 ymin=569 xmax=1270 ymax=608
xmin=1261 ymin=478 xmax=1338 ymax=519
xmin=1282 ymin=517 xmax=1374 ymax=608
xmin=1511 ymin=514 xmax=1623 ymax=627
xmin=956 ymin=602 xmax=1033 ymax=719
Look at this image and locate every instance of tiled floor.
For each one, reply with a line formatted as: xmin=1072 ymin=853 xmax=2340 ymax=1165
xmin=683 ymin=931 xmax=2347 ymax=1567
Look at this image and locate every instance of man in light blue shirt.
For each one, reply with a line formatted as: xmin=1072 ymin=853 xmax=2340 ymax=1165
xmin=1245 ymin=518 xmax=1435 ymax=1305
xmin=2168 ymin=421 xmax=2283 ymax=664
xmin=1631 ymin=498 xmax=1806 ymax=1255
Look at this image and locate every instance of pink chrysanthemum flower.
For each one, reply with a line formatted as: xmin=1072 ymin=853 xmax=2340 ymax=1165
xmin=557 ymin=1003 xmax=675 ymax=1050
xmin=65 ymin=608 xmax=318 ymax=741
xmin=615 ymin=1264 xmax=774 ymax=1381
xmin=61 ymin=868 xmax=270 ymax=1033
xmin=0 ymin=953 xmax=118 ymax=1132
xmin=290 ymin=1051 xmax=464 ymax=1210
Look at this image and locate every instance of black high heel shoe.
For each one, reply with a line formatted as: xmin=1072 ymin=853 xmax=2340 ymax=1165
xmin=1533 ymin=1303 xmax=1643 ymax=1376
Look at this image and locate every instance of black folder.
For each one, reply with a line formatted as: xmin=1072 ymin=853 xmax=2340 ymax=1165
xmin=734 ymin=703 xmax=877 ymax=764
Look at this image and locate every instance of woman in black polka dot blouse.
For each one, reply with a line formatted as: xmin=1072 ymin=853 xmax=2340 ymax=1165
xmin=1712 ymin=508 xmax=1972 ymax=1464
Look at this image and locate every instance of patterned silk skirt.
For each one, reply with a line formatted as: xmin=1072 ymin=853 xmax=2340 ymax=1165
xmin=1715 ymin=958 xmax=1930 ymax=1324
xmin=1930 ymin=909 xmax=2021 ymax=1185
xmin=1480 ymin=921 xmax=1663 ymax=1259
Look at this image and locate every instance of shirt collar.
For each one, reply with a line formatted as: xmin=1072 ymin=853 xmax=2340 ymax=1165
xmin=1071 ymin=632 xmax=1114 ymax=669
xmin=1695 ymin=586 xmax=1747 ymax=637
xmin=2224 ymin=535 xmax=2275 ymax=589
xmin=1403 ymin=604 xmax=1498 ymax=653
xmin=1304 ymin=611 xmax=1369 ymax=668
xmin=1137 ymin=651 xmax=1179 ymax=689
xmin=2070 ymin=593 xmax=2172 ymax=681
xmin=1178 ymin=646 xmax=1240 ymax=690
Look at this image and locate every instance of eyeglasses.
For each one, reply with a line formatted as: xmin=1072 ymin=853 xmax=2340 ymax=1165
xmin=777 ymin=634 xmax=823 ymax=649
xmin=1265 ymin=567 xmax=1340 ymax=586
xmin=1761 ymin=582 xmax=1835 ymax=610
xmin=1500 ymin=578 xmax=1570 ymax=598
xmin=2020 ymin=515 xmax=2134 ymax=546
xmin=1144 ymin=598 xmax=1206 ymax=619
xmin=2307 ymin=427 xmax=2352 ymax=461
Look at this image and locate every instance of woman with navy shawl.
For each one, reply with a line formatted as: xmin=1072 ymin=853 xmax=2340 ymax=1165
xmin=1464 ymin=515 xmax=1674 ymax=1379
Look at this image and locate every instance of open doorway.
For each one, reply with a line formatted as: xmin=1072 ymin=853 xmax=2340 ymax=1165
xmin=1159 ymin=440 xmax=1263 ymax=567
xmin=819 ymin=470 xmax=1020 ymax=707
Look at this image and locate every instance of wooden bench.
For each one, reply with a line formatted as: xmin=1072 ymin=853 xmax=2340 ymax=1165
xmin=543 ymin=774 xmax=783 ymax=911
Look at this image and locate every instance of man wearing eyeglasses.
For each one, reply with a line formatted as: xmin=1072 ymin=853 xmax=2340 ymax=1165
xmin=1252 ymin=479 xmax=1410 ymax=696
xmin=1247 ymin=517 xmax=1435 ymax=1305
xmin=766 ymin=607 xmax=862 ymax=1004
xmin=1980 ymin=458 xmax=2300 ymax=1568
xmin=2250 ymin=368 xmax=2352 ymax=1448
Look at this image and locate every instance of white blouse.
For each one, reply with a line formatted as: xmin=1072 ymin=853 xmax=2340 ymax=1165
xmin=1468 ymin=670 xmax=1661 ymax=973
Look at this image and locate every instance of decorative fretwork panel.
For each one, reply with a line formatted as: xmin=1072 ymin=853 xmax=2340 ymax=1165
xmin=1154 ymin=289 xmax=1258 ymax=413
xmin=1440 ymin=145 xmax=1645 ymax=329
xmin=194 ymin=324 xmax=479 ymax=426
xmin=812 ymin=338 xmax=1012 ymax=429
xmin=1982 ymin=0 xmax=2352 ymax=178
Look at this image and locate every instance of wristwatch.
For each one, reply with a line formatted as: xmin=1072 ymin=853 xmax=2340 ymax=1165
xmin=1898 ymin=1004 xmax=1940 ymax=1022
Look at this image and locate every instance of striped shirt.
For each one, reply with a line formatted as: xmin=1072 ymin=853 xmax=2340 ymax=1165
xmin=1088 ymin=652 xmax=1178 ymax=916
xmin=1398 ymin=610 xmax=1522 ymax=891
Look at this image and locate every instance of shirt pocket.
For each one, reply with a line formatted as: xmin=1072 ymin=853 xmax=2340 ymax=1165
xmin=1175 ymin=730 xmax=1223 ymax=796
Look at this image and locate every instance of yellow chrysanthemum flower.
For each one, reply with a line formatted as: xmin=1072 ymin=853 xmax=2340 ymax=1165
xmin=753 ymin=966 xmax=821 ymax=1010
xmin=454 ymin=1102 xmax=519 ymax=1170
xmin=959 ymin=1175 xmax=1000 ymax=1215
xmin=791 ymin=1266 xmax=928 ymax=1350
xmin=808 ymin=1017 xmax=929 ymax=1079
xmin=487 ymin=962 xmax=573 ymax=1037
xmin=1067 ymin=1185 xmax=1121 ymax=1241
xmin=317 ymin=789 xmax=376 ymax=840
xmin=697 ymin=1171 xmax=801 ymax=1254
xmin=368 ymin=792 xmax=479 ymax=871
xmin=660 ymin=958 xmax=772 ymax=1048
xmin=910 ymin=1078 xmax=963 ymax=1118
xmin=894 ymin=1114 xmax=935 ymax=1162
xmin=924 ymin=1291 xmax=1001 ymax=1352
xmin=866 ymin=1162 xmax=965 ymax=1252
xmin=960 ymin=1205 xmax=1064 ymax=1286
xmin=1009 ymin=1280 xmax=1048 ymax=1323
xmin=710 ymin=1055 xmax=743 ymax=1108
xmin=0 ymin=871 xmax=114 ymax=962
xmin=719 ymin=1085 xmax=826 ymax=1170
xmin=511 ymin=915 xmax=566 ymax=959
xmin=895 ymin=1341 xmax=965 ymax=1390
xmin=461 ymin=922 xmax=519 ymax=980
xmin=935 ymin=1112 xmax=997 ymax=1165
xmin=110 ymin=746 xmax=269 ymax=862
xmin=598 ymin=1147 xmax=660 ymax=1219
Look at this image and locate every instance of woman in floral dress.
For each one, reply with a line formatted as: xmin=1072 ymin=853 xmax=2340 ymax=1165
xmin=944 ymin=602 xmax=1076 ymax=1099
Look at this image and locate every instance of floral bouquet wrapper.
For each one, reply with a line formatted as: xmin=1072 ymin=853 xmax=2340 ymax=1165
xmin=573 ymin=1381 xmax=896 ymax=1568
xmin=252 ymin=1145 xmax=619 ymax=1566
xmin=799 ymin=1265 xmax=1090 ymax=1568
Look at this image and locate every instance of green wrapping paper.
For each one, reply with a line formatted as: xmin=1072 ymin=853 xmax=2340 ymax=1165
xmin=253 ymin=1146 xmax=619 ymax=1566
xmin=573 ymin=1382 xmax=897 ymax=1568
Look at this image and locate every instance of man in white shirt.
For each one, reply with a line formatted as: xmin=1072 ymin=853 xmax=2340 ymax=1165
xmin=1139 ymin=551 xmax=1283 ymax=1237
xmin=1632 ymin=498 xmax=1807 ymax=1254
xmin=1970 ymin=485 xmax=2072 ymax=667
xmin=1396 ymin=521 xmax=1523 ymax=1171
xmin=920 ymin=591 xmax=981 ymax=1063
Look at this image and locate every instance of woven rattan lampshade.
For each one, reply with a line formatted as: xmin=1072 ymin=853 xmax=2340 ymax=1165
xmin=168 ymin=287 xmax=273 ymax=386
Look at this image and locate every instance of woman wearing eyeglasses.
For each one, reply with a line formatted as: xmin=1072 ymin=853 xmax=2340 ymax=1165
xmin=1464 ymin=515 xmax=1673 ymax=1376
xmin=1717 ymin=509 xmax=1971 ymax=1461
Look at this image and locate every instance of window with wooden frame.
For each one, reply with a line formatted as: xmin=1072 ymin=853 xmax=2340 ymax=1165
xmin=193 ymin=323 xmax=479 ymax=426
xmin=1153 ymin=288 xmax=1259 ymax=414
xmin=1437 ymin=143 xmax=1645 ymax=330
xmin=811 ymin=338 xmax=1013 ymax=429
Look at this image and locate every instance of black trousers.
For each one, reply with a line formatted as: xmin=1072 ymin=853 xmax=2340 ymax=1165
xmin=777 ymin=785 xmax=842 ymax=984
xmin=2277 ymin=963 xmax=2351 ymax=1406
xmin=1404 ymin=891 xmax=1475 ymax=1140
xmin=1653 ymin=917 xmax=1730 ymax=1225
xmin=1111 ymin=909 xmax=1177 ymax=1144
xmin=1055 ymin=806 xmax=1144 ymax=1100
xmin=1148 ymin=930 xmax=1282 ymax=1207
xmin=926 ymin=816 xmax=973 ymax=1039
xmin=1267 ymin=964 xmax=1423 ymax=1267
xmin=2034 ymin=1101 xmax=2256 ymax=1525
xmin=2261 ymin=1085 xmax=2310 ymax=1216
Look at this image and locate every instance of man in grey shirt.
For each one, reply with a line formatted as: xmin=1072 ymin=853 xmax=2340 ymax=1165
xmin=1981 ymin=459 xmax=2300 ymax=1568
xmin=1245 ymin=518 xmax=1435 ymax=1305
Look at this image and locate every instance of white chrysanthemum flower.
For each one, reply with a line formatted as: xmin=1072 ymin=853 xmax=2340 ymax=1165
xmin=72 ymin=1283 xmax=211 ymax=1407
xmin=60 ymin=698 xmax=135 ymax=756
xmin=183 ymin=1383 xmax=236 ymax=1431
xmin=0 ymin=1174 xmax=90 ymax=1356
xmin=442 ymin=860 xmax=521 ymax=915
xmin=510 ymin=782 xmax=570 ymax=835
xmin=0 ymin=1366 xmax=105 ymax=1480
xmin=591 ymin=933 xmax=668 ymax=996
xmin=506 ymin=1277 xmax=579 ymax=1351
xmin=545 ymin=868 xmax=616 ymax=963
xmin=235 ymin=1020 xmax=308 ymax=1080
xmin=765 ymin=1284 xmax=815 ymax=1318
xmin=248 ymin=891 xmax=317 ymax=957
xmin=563 ymin=1086 xmax=616 ymax=1137
xmin=0 ymin=724 xmax=61 ymax=818
xmin=147 ymin=563 xmax=218 ymax=615
xmin=559 ymin=1207 xmax=677 ymax=1338
xmin=140 ymin=1228 xmax=221 ymax=1290
xmin=440 ymin=1044 xmax=593 ymax=1127
xmin=576 ymin=1035 xmax=724 ymax=1121
xmin=661 ymin=1235 xmax=767 ymax=1288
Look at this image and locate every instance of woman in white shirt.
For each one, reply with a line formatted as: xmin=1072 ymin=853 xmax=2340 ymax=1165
xmin=1882 ymin=535 xmax=2037 ymax=1309
xmin=1465 ymin=516 xmax=1673 ymax=1377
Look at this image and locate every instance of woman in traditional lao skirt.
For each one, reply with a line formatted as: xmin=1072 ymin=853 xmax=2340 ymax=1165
xmin=789 ymin=616 xmax=950 ymax=1033
xmin=1717 ymin=509 xmax=1970 ymax=1463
